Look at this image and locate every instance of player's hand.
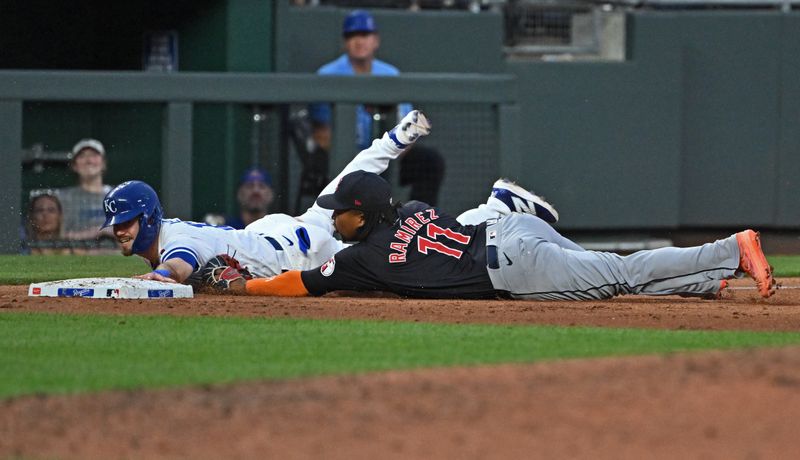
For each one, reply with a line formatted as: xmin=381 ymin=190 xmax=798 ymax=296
xmin=187 ymin=255 xmax=252 ymax=293
xmin=389 ymin=110 xmax=431 ymax=147
xmin=134 ymin=272 xmax=178 ymax=283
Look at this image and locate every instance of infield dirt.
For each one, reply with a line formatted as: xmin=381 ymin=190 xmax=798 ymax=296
xmin=2 ymin=278 xmax=800 ymax=459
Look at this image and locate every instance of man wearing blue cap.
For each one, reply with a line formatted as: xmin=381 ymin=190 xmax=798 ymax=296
xmin=309 ymin=9 xmax=446 ymax=206
xmin=311 ymin=10 xmax=410 ymax=151
xmin=225 ymin=168 xmax=275 ymax=230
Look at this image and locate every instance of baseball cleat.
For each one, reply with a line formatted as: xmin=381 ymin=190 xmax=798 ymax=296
xmin=735 ymin=230 xmax=775 ymax=298
xmin=388 ymin=110 xmax=431 ymax=148
xmin=701 ymin=279 xmax=729 ymax=300
xmin=491 ymin=179 xmax=559 ymax=223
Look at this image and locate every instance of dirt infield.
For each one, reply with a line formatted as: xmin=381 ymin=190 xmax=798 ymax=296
xmin=2 ymin=278 xmax=800 ymax=459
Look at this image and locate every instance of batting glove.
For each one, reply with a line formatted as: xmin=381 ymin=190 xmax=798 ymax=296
xmin=388 ymin=110 xmax=431 ymax=149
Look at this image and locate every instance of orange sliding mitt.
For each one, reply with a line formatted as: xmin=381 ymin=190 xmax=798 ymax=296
xmin=245 ymin=270 xmax=309 ymax=297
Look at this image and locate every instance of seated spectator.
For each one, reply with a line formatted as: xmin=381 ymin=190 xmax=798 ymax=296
xmin=25 ymin=191 xmax=69 ymax=255
xmin=224 ymin=167 xmax=275 ymax=229
xmin=58 ymin=138 xmax=114 ymax=241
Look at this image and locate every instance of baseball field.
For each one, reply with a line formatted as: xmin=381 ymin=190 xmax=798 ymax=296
xmin=2 ymin=254 xmax=800 ymax=458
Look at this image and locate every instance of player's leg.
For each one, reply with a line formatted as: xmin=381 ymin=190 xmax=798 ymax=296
xmin=641 ymin=279 xmax=730 ymax=299
xmin=475 ymin=199 xmax=580 ymax=253
xmin=503 ymin=240 xmax=739 ymax=300
xmin=457 ymin=178 xmax=559 ymax=225
xmin=296 ymin=110 xmax=431 ymax=231
xmin=487 ymin=214 xmax=749 ymax=300
xmin=614 ymin=230 xmax=774 ymax=298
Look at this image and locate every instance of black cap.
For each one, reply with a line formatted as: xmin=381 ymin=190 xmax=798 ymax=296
xmin=316 ymin=170 xmax=392 ymax=211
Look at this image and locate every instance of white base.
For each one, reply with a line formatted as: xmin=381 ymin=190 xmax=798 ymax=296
xmin=28 ymin=277 xmax=194 ymax=299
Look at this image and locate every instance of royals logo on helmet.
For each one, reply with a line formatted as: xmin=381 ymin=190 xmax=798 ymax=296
xmin=104 ymin=199 xmax=117 ymax=213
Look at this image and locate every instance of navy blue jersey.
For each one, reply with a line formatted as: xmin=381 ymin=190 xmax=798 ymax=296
xmin=301 ymin=201 xmax=496 ymax=299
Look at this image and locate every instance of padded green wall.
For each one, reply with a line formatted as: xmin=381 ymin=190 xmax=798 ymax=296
xmin=505 ymin=60 xmax=683 ymax=229
xmin=634 ymin=12 xmax=786 ymax=228
xmin=777 ymin=15 xmax=800 ymax=227
xmin=7 ymin=2 xmax=800 ymax=229
xmin=505 ymin=12 xmax=800 ymax=229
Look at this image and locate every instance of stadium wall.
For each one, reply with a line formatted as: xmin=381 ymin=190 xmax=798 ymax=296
xmin=5 ymin=2 xmax=800 ymax=231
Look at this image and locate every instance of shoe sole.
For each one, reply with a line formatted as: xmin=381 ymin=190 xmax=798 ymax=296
xmin=492 ymin=179 xmax=560 ymax=223
xmin=736 ymin=230 xmax=775 ymax=298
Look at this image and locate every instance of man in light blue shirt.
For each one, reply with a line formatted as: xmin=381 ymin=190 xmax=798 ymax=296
xmin=308 ymin=10 xmax=444 ymax=205
xmin=310 ymin=9 xmax=412 ymax=151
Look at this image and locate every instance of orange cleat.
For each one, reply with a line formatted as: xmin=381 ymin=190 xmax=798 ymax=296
xmin=735 ymin=230 xmax=775 ymax=298
xmin=716 ymin=279 xmax=729 ymax=299
xmin=701 ymin=279 xmax=729 ymax=300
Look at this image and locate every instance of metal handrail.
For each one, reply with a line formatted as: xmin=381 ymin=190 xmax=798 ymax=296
xmin=0 ymin=70 xmax=517 ymax=104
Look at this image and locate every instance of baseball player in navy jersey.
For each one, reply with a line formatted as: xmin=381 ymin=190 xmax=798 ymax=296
xmin=240 ymin=170 xmax=775 ymax=300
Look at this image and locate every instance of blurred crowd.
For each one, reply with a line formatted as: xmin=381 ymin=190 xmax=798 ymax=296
xmin=23 ymin=139 xmax=116 ymax=255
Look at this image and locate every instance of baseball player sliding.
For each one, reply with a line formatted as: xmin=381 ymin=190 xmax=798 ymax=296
xmin=102 ymin=110 xmax=560 ymax=287
xmin=214 ymin=114 xmax=776 ymax=301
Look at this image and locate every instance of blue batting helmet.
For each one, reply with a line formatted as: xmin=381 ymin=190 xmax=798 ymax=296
xmin=101 ymin=180 xmax=163 ymax=254
xmin=342 ymin=10 xmax=377 ymax=36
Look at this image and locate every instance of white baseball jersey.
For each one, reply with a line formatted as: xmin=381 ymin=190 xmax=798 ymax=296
xmin=155 ymin=130 xmax=407 ymax=279
xmin=157 ymin=217 xmax=345 ymax=278
xmin=157 ymin=219 xmax=282 ymax=278
xmin=246 ymin=213 xmax=346 ymax=272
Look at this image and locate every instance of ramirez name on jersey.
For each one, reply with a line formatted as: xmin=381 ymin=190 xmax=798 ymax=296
xmin=301 ymin=201 xmax=497 ymax=299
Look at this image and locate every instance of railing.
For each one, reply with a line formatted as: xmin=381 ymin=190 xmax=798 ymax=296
xmin=603 ymin=0 xmax=798 ymax=10
xmin=0 ymin=70 xmax=519 ymax=253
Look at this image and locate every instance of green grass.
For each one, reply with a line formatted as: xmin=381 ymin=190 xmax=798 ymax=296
xmin=3 ymin=254 xmax=800 ymax=399
xmin=766 ymin=255 xmax=800 ymax=277
xmin=2 ymin=312 xmax=800 ymax=399
xmin=3 ymin=254 xmax=799 ymax=285
xmin=0 ymin=255 xmax=149 ymax=284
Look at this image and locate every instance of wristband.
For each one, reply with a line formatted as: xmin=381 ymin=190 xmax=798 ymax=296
xmin=153 ymin=269 xmax=171 ymax=277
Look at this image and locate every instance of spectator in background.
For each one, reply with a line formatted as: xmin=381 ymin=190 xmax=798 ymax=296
xmin=58 ymin=138 xmax=114 ymax=241
xmin=308 ymin=9 xmax=445 ymax=205
xmin=225 ymin=167 xmax=275 ymax=229
xmin=25 ymin=191 xmax=68 ymax=255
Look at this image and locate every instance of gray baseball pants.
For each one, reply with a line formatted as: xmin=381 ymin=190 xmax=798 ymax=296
xmin=485 ymin=214 xmax=740 ymax=300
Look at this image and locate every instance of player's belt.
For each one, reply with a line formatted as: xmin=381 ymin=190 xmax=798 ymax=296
xmin=485 ymin=218 xmax=500 ymax=269
xmin=486 ymin=245 xmax=500 ymax=269
xmin=264 ymin=236 xmax=283 ymax=251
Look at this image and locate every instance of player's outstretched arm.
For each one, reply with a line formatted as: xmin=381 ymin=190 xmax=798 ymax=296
xmin=245 ymin=271 xmax=309 ymax=297
xmin=133 ymin=258 xmax=193 ymax=283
